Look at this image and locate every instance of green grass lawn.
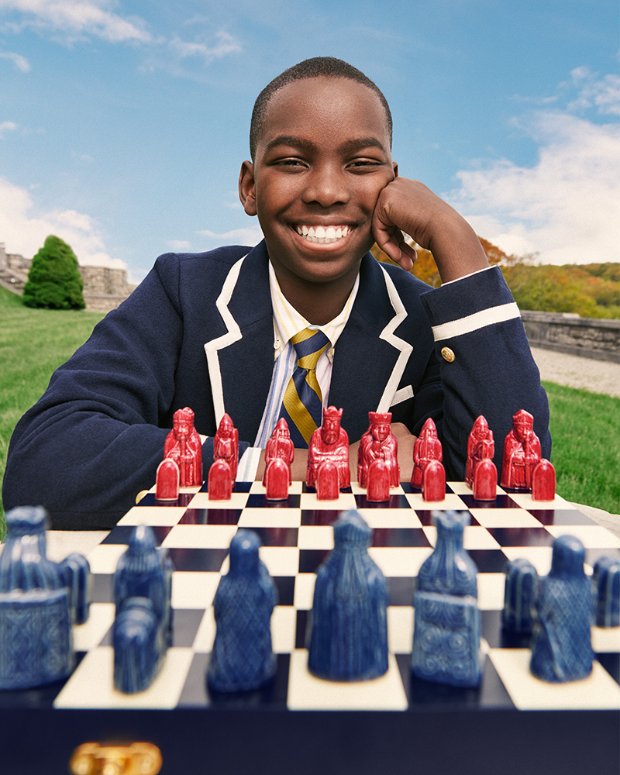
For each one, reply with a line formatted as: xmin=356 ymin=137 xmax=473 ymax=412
xmin=0 ymin=286 xmax=618 ymax=540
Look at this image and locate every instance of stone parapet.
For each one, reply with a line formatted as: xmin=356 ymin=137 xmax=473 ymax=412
xmin=521 ymin=310 xmax=620 ymax=364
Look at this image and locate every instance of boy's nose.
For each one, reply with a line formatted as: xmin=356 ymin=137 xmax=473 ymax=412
xmin=301 ymin=165 xmax=350 ymax=207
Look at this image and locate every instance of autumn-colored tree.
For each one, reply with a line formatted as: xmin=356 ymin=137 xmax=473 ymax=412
xmin=23 ymin=235 xmax=85 ymax=310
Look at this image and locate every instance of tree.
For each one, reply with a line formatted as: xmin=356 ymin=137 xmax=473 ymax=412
xmin=23 ymin=235 xmax=85 ymax=310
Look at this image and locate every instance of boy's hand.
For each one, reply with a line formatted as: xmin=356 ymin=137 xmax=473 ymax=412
xmin=372 ymin=178 xmax=489 ymax=282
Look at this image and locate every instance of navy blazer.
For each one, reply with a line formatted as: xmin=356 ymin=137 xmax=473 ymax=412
xmin=3 ymin=241 xmax=550 ymax=528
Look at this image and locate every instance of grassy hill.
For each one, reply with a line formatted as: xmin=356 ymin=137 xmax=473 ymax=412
xmin=0 ymin=284 xmax=618 ymax=539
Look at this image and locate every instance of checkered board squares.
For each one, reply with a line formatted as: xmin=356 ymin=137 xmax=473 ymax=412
xmin=52 ymin=481 xmax=620 ymax=713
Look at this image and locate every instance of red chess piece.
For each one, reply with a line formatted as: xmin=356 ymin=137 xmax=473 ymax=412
xmin=214 ymin=413 xmax=239 ymax=481
xmin=531 ymin=459 xmax=556 ymax=501
xmin=306 ymin=406 xmax=350 ymax=489
xmin=208 ymin=459 xmax=233 ymax=500
xmin=501 ymin=409 xmax=542 ymax=490
xmin=466 ymin=416 xmax=494 ymax=487
xmin=263 ymin=418 xmax=294 ymax=485
xmin=367 ymin=458 xmax=390 ymax=502
xmin=164 ymin=407 xmax=202 ymax=487
xmin=155 ymin=458 xmax=180 ymax=501
xmin=411 ymin=417 xmax=442 ymax=488
xmin=265 ymin=457 xmax=290 ymax=501
xmin=472 ymin=458 xmax=497 ymax=501
xmin=316 ymin=460 xmax=340 ymax=501
xmin=358 ymin=412 xmax=399 ymax=488
xmin=422 ymin=459 xmax=446 ymax=502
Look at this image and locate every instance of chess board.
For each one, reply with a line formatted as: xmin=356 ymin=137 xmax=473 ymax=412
xmin=2 ymin=481 xmax=620 ymax=774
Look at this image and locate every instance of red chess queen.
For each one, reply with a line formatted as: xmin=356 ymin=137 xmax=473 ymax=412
xmin=501 ymin=409 xmax=541 ymax=490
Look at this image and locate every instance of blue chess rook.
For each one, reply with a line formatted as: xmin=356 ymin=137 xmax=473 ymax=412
xmin=502 ymin=558 xmax=538 ymax=634
xmin=592 ymin=555 xmax=620 ymax=628
xmin=530 ymin=534 xmax=593 ymax=682
xmin=308 ymin=510 xmax=388 ymax=681
xmin=411 ymin=510 xmax=481 ymax=687
xmin=113 ymin=525 xmax=173 ymax=692
xmin=0 ymin=506 xmax=89 ymax=690
xmin=208 ymin=530 xmax=277 ymax=692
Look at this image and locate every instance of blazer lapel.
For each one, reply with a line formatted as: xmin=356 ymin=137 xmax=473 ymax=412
xmin=204 ymin=241 xmax=275 ymax=443
xmin=329 ymin=256 xmax=413 ymax=441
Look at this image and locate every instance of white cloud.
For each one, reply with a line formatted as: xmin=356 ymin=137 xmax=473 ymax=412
xmin=0 ymin=176 xmax=127 ymax=268
xmin=0 ymin=49 xmax=30 ymax=70
xmin=0 ymin=120 xmax=18 ymax=137
xmin=0 ymin=0 xmax=151 ymax=43
xmin=450 ymin=72 xmax=620 ymax=265
xmin=166 ymin=239 xmax=192 ymax=251
xmin=198 ymin=226 xmax=264 ymax=246
xmin=169 ymin=31 xmax=241 ymax=63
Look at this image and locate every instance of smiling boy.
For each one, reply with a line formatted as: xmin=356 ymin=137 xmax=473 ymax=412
xmin=3 ymin=57 xmax=550 ymax=528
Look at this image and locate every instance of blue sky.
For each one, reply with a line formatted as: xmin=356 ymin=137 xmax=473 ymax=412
xmin=0 ymin=0 xmax=618 ymax=281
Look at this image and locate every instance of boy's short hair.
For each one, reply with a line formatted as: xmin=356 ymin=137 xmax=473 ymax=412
xmin=249 ymin=56 xmax=393 ymax=159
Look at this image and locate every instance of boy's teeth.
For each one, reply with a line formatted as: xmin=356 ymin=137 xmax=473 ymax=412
xmin=295 ymin=225 xmax=350 ymax=244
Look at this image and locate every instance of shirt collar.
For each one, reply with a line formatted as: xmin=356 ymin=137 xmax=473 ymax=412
xmin=268 ymin=261 xmax=360 ymax=360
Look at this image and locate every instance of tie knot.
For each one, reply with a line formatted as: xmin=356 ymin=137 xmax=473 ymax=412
xmin=291 ymin=328 xmax=330 ymax=370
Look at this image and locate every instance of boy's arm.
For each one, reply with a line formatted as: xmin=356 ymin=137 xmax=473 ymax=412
xmin=372 ymin=178 xmax=550 ymax=478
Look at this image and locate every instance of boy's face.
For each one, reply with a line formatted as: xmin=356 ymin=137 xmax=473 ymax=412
xmin=239 ymin=77 xmax=396 ymax=292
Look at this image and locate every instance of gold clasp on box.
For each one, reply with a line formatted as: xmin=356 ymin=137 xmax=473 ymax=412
xmin=69 ymin=742 xmax=163 ymax=775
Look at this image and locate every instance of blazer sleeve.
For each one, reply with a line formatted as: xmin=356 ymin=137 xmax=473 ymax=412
xmin=417 ymin=266 xmax=551 ymax=479
xmin=2 ymin=255 xmax=220 ymax=529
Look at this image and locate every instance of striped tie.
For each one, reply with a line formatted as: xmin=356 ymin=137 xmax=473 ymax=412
xmin=279 ymin=328 xmax=330 ymax=447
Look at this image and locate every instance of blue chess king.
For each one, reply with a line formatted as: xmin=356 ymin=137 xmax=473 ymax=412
xmin=308 ymin=510 xmax=388 ymax=681
xmin=411 ymin=510 xmax=481 ymax=687
xmin=207 ymin=530 xmax=277 ymax=692
xmin=0 ymin=506 xmax=90 ymax=690
xmin=530 ymin=534 xmax=593 ymax=682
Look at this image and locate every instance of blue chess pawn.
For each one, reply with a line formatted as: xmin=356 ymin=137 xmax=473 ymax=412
xmin=308 ymin=510 xmax=388 ymax=681
xmin=208 ymin=530 xmax=277 ymax=692
xmin=502 ymin=558 xmax=538 ymax=634
xmin=593 ymin=556 xmax=620 ymax=628
xmin=411 ymin=510 xmax=481 ymax=687
xmin=530 ymin=534 xmax=593 ymax=682
xmin=60 ymin=552 xmax=91 ymax=624
xmin=113 ymin=597 xmax=164 ymax=693
xmin=0 ymin=506 xmax=76 ymax=689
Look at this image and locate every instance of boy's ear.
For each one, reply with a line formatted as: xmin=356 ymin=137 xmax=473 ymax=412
xmin=239 ymin=160 xmax=257 ymax=216
xmin=392 ymin=161 xmax=399 ymax=178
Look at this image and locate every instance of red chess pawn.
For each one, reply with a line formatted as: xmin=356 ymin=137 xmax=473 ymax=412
xmin=265 ymin=457 xmax=290 ymax=501
xmin=501 ymin=409 xmax=542 ymax=490
xmin=472 ymin=458 xmax=497 ymax=501
xmin=532 ymin=459 xmax=556 ymax=501
xmin=306 ymin=406 xmax=350 ymax=489
xmin=316 ymin=460 xmax=340 ymax=501
xmin=411 ymin=417 xmax=442 ymax=488
xmin=358 ymin=411 xmax=399 ymax=488
xmin=214 ymin=413 xmax=239 ymax=481
xmin=466 ymin=416 xmax=494 ymax=487
xmin=263 ymin=418 xmax=294 ymax=485
xmin=164 ymin=407 xmax=202 ymax=487
xmin=422 ymin=459 xmax=446 ymax=502
xmin=208 ymin=459 xmax=233 ymax=501
xmin=367 ymin=458 xmax=390 ymax=502
xmin=155 ymin=458 xmax=180 ymax=501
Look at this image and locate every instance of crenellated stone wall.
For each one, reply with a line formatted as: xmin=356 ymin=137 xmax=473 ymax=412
xmin=521 ymin=310 xmax=620 ymax=364
xmin=0 ymin=242 xmax=135 ymax=311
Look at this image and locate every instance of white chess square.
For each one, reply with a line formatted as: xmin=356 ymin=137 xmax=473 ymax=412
xmin=118 ymin=506 xmax=188 ymax=527
xmin=162 ymin=524 xmax=237 ymax=549
xmin=287 ymin=650 xmax=408 ymax=710
xmin=423 ymin=525 xmax=502 ymax=550
xmin=470 ymin=508 xmax=542 ymax=528
xmin=171 ymin=571 xmax=221 ymax=609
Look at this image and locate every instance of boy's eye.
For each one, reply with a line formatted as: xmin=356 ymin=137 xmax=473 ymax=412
xmin=275 ymin=158 xmax=307 ymax=168
xmin=348 ymin=159 xmax=382 ymax=171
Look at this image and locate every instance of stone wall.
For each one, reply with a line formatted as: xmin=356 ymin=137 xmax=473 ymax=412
xmin=0 ymin=242 xmax=135 ymax=311
xmin=522 ymin=310 xmax=620 ymax=364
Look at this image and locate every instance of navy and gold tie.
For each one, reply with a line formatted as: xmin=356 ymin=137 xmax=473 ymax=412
xmin=279 ymin=328 xmax=330 ymax=447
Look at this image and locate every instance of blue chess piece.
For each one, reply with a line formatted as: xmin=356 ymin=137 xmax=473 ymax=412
xmin=411 ymin=510 xmax=481 ymax=687
xmin=308 ymin=510 xmax=388 ymax=681
xmin=530 ymin=534 xmax=593 ymax=682
xmin=113 ymin=597 xmax=164 ymax=693
xmin=60 ymin=552 xmax=91 ymax=624
xmin=113 ymin=525 xmax=173 ymax=692
xmin=592 ymin=556 xmax=620 ymax=628
xmin=502 ymin=558 xmax=538 ymax=634
xmin=208 ymin=530 xmax=277 ymax=692
xmin=0 ymin=506 xmax=90 ymax=689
